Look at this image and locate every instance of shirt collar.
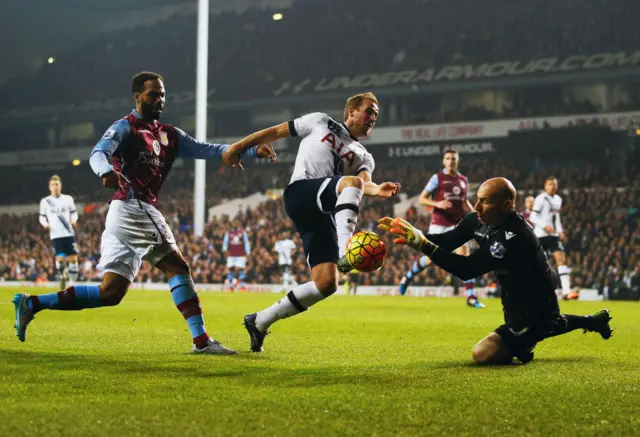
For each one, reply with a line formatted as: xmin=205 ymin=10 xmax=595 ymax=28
xmin=340 ymin=123 xmax=359 ymax=141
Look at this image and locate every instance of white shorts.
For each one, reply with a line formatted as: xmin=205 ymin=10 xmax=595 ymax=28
xmin=428 ymin=224 xmax=456 ymax=234
xmin=428 ymin=223 xmax=471 ymax=250
xmin=227 ymin=256 xmax=247 ymax=269
xmin=97 ymin=199 xmax=178 ymax=282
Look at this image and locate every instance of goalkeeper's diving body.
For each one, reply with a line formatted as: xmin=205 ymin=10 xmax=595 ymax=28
xmin=378 ymin=177 xmax=613 ymax=364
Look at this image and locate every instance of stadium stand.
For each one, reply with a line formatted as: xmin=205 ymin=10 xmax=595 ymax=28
xmin=2 ymin=160 xmax=637 ymax=295
xmin=1 ymin=0 xmax=639 ymax=131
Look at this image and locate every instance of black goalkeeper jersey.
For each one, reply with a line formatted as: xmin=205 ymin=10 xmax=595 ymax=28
xmin=425 ymin=211 xmax=560 ymax=324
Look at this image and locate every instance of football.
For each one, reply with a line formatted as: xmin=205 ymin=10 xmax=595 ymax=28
xmin=345 ymin=231 xmax=387 ymax=272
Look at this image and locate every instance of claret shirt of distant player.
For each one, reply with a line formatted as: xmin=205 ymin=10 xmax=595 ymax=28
xmin=424 ymin=169 xmax=469 ymax=226
xmin=225 ymin=229 xmax=250 ymax=257
xmin=288 ymin=112 xmax=375 ymax=183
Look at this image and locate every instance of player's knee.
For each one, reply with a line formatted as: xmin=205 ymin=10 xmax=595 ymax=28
xmin=99 ymin=274 xmax=130 ymax=306
xmin=99 ymin=284 xmax=127 ymax=306
xmin=350 ymin=176 xmax=365 ymax=190
xmin=341 ymin=176 xmax=364 ymax=191
xmin=472 ymin=344 xmax=493 ymax=365
xmin=315 ymin=274 xmax=338 ymax=296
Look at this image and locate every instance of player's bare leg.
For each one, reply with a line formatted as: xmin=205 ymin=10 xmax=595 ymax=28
xmin=553 ymin=250 xmax=578 ymax=300
xmin=156 ymin=250 xmax=237 ymax=355
xmin=13 ymin=272 xmax=129 ymax=342
xmin=245 ymin=262 xmax=339 ymax=352
xmin=472 ymin=333 xmax=514 ymax=365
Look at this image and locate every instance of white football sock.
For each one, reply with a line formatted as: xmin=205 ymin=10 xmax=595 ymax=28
xmin=335 ymin=186 xmax=363 ymax=257
xmin=255 ymin=281 xmax=325 ymax=332
xmin=283 ymin=271 xmax=291 ymax=287
xmin=558 ymin=265 xmax=571 ymax=294
xmin=68 ymin=262 xmax=79 ymax=282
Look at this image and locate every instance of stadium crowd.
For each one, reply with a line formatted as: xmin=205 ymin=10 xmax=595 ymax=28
xmin=2 ymin=176 xmax=637 ymax=297
xmin=2 ymin=137 xmax=636 ymax=207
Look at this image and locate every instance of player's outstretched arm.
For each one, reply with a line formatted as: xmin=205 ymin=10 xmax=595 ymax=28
xmin=223 ymin=122 xmax=290 ymax=168
xmin=378 ymin=214 xmax=474 ymax=252
xmin=378 ymin=217 xmax=494 ymax=280
xmin=175 ymin=128 xmax=274 ymax=168
xmin=357 ymin=168 xmax=400 ymax=199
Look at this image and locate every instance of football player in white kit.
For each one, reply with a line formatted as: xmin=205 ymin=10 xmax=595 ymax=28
xmin=223 ymin=92 xmax=401 ymax=352
xmin=39 ymin=175 xmax=79 ymax=289
xmin=274 ymin=231 xmax=297 ymax=290
xmin=530 ymin=177 xmax=578 ymax=300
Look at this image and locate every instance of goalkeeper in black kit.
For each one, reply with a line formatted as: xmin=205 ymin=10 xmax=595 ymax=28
xmin=378 ymin=177 xmax=613 ymax=365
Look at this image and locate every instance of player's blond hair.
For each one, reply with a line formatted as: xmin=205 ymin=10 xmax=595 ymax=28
xmin=344 ymin=92 xmax=379 ymax=121
xmin=49 ymin=175 xmax=61 ymax=183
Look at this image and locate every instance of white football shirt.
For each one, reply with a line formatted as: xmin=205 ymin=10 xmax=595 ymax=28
xmin=39 ymin=194 xmax=78 ymax=240
xmin=530 ymin=193 xmax=564 ymax=237
xmin=288 ymin=112 xmax=375 ymax=184
xmin=274 ymin=239 xmax=296 ymax=265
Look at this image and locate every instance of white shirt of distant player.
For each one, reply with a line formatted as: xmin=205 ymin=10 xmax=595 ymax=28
xmin=289 ymin=112 xmax=375 ymax=184
xmin=531 ymin=192 xmax=564 ymax=237
xmin=39 ymin=194 xmax=78 ymax=240
xmin=274 ymin=239 xmax=296 ymax=265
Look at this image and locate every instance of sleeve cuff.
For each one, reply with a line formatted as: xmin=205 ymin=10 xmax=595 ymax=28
xmin=246 ymin=146 xmax=258 ymax=157
xmin=288 ymin=120 xmax=298 ymax=137
xmin=421 ymin=241 xmax=439 ymax=257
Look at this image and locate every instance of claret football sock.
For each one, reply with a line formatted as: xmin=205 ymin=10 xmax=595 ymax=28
xmin=28 ymin=285 xmax=102 ymax=313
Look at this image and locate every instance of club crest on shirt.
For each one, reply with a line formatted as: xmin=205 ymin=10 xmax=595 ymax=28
xmin=490 ymin=241 xmax=507 ymax=259
xmin=152 ymin=140 xmax=161 ymax=156
xmin=159 ymin=131 xmax=169 ymax=146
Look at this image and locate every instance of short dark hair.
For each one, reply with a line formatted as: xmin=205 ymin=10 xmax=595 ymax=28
xmin=132 ymin=71 xmax=164 ymax=94
xmin=442 ymin=149 xmax=459 ymax=156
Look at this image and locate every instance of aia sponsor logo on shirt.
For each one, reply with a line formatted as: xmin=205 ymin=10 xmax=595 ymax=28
xmin=320 ymin=132 xmax=356 ymax=166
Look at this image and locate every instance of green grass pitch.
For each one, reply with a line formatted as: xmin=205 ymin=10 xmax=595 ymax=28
xmin=1 ymin=286 xmax=639 ymax=436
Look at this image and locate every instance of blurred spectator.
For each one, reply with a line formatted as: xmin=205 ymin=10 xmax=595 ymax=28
xmin=1 ymin=184 xmax=636 ymax=292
